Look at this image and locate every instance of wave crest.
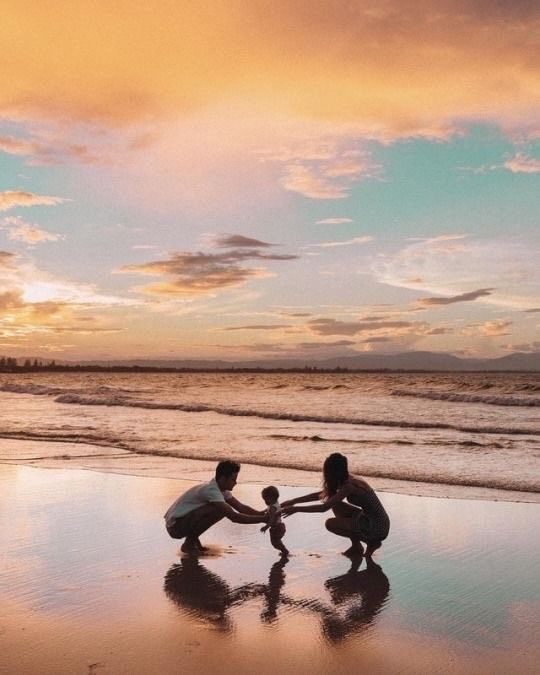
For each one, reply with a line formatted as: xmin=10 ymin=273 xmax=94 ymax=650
xmin=52 ymin=393 xmax=539 ymax=436
xmin=391 ymin=388 xmax=540 ymax=407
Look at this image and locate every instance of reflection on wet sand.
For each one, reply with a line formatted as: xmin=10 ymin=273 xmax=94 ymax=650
xmin=164 ymin=556 xmax=390 ymax=643
xmin=163 ymin=557 xmax=265 ymax=631
xmin=321 ymin=558 xmax=391 ymax=642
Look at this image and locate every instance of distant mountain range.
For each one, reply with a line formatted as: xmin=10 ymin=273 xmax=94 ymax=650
xmin=33 ymin=350 xmax=540 ymax=371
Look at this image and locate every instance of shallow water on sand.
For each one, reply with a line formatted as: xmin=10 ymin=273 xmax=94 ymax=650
xmin=1 ymin=465 xmax=538 ymax=674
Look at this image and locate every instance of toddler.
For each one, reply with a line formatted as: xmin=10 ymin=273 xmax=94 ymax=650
xmin=261 ymin=485 xmax=289 ymax=557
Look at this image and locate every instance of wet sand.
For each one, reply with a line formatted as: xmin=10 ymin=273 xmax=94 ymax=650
xmin=0 ymin=463 xmax=539 ymax=674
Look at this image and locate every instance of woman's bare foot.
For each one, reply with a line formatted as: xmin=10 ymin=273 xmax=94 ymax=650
xmin=342 ymin=542 xmax=364 ymax=557
xmin=365 ymin=540 xmax=382 ymax=557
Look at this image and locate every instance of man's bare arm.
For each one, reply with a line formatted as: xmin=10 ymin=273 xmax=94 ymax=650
xmin=226 ymin=494 xmax=261 ymax=516
xmin=215 ymin=501 xmax=266 ymax=524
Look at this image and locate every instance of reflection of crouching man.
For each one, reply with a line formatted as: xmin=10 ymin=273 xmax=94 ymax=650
xmin=165 ymin=460 xmax=266 ymax=553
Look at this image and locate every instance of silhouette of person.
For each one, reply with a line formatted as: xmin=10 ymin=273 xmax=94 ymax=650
xmin=260 ymin=557 xmax=289 ymax=623
xmin=163 ymin=557 xmax=265 ymax=632
xmin=164 ymin=460 xmax=266 ymax=553
xmin=283 ymin=453 xmax=390 ymax=557
xmin=163 ymin=556 xmax=390 ymax=644
xmin=321 ymin=557 xmax=391 ymax=642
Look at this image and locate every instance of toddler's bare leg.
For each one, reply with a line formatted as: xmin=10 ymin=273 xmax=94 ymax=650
xmin=270 ymin=523 xmax=289 ymax=557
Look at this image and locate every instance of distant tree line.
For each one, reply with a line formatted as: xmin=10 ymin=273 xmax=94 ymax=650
xmin=0 ymin=356 xmax=58 ymax=372
xmin=0 ymin=356 xmax=362 ymax=374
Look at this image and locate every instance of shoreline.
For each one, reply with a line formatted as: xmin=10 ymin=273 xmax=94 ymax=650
xmin=1 ymin=437 xmax=539 ymax=504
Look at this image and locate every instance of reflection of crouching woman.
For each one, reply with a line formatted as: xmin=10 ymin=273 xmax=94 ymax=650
xmin=164 ymin=460 xmax=266 ymax=553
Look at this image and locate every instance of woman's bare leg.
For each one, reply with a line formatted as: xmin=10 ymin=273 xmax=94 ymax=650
xmin=365 ymin=540 xmax=382 ymax=557
xmin=327 ymin=503 xmax=365 ymax=555
xmin=325 ymin=516 xmax=364 ymax=556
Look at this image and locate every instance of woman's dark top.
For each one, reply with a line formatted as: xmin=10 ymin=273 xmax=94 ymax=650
xmin=347 ymin=487 xmax=390 ymax=541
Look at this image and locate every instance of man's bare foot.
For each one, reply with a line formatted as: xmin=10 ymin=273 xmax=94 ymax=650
xmin=195 ymin=538 xmax=209 ymax=551
xmin=365 ymin=540 xmax=382 ymax=557
xmin=342 ymin=542 xmax=364 ymax=557
xmin=181 ymin=537 xmax=199 ymax=553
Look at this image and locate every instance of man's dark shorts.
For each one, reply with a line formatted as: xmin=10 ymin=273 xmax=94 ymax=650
xmin=166 ymin=513 xmax=192 ymax=539
xmin=166 ymin=503 xmax=222 ymax=539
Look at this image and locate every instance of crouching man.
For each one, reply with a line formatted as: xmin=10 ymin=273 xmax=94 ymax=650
xmin=165 ymin=460 xmax=266 ymax=552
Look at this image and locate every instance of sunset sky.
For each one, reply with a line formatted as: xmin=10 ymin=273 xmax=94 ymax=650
xmin=1 ymin=1 xmax=538 ymax=361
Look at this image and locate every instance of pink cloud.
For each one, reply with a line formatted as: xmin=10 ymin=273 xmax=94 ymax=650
xmin=503 ymin=153 xmax=540 ymax=174
xmin=281 ymin=164 xmax=350 ymax=199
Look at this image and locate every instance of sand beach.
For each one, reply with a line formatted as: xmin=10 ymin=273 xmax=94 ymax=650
xmin=1 ymin=459 xmax=538 ymax=675
xmin=2 ymin=1 xmax=539 ymax=672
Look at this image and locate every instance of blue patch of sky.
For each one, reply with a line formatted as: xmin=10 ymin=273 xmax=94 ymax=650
xmin=338 ymin=125 xmax=539 ymax=239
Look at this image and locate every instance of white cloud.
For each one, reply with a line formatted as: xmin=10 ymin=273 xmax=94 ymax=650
xmin=2 ymin=216 xmax=63 ymax=244
xmin=315 ymin=217 xmax=354 ymax=225
xmin=371 ymin=235 xmax=540 ymax=310
xmin=309 ymin=236 xmax=373 ymax=248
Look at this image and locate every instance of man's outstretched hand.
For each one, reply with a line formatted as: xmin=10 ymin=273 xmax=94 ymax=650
xmin=282 ymin=506 xmax=297 ymax=518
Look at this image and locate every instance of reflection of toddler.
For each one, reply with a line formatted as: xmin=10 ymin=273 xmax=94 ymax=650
xmin=261 ymin=486 xmax=289 ymax=557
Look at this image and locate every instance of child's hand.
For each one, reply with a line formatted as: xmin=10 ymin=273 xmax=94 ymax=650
xmin=260 ymin=525 xmax=269 ymax=533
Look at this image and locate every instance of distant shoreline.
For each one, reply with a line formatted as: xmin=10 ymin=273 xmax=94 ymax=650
xmin=0 ymin=364 xmax=538 ymax=374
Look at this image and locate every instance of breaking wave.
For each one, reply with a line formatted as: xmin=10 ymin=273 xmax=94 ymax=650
xmin=391 ymin=388 xmax=540 ymax=407
xmin=0 ymin=382 xmax=146 ymax=397
xmin=53 ymin=393 xmax=539 ymax=436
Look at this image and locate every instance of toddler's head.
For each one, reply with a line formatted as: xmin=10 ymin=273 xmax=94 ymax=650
xmin=261 ymin=485 xmax=279 ymax=506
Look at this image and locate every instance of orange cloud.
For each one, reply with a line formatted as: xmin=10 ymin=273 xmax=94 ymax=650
xmin=222 ymin=324 xmax=290 ymax=332
xmin=1 ymin=2 xmax=538 ymax=136
xmin=120 ymin=241 xmax=298 ymax=297
xmin=0 ymin=191 xmax=66 ymax=212
xmin=478 ymin=320 xmax=513 ymax=337
xmin=0 ymin=135 xmax=42 ymax=155
xmin=308 ymin=318 xmax=413 ymax=336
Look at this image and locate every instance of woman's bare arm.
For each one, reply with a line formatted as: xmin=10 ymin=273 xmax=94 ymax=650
xmin=280 ymin=491 xmax=321 ymax=508
xmin=284 ymin=485 xmax=350 ymax=516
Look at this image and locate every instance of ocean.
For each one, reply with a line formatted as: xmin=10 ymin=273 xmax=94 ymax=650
xmin=1 ymin=371 xmax=538 ymax=502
